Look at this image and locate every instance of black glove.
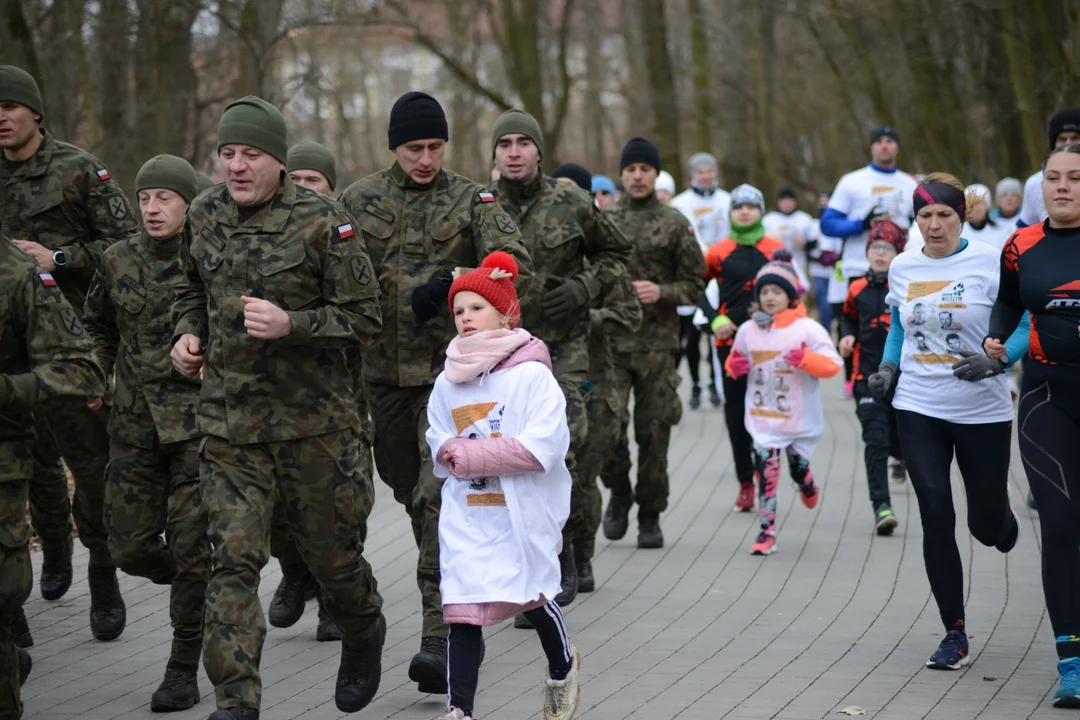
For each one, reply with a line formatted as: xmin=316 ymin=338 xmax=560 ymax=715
xmin=868 ymin=362 xmax=898 ymax=399
xmin=542 ymin=277 xmax=591 ymax=322
xmin=862 ymin=205 xmax=885 ymax=231
xmin=951 ymin=350 xmax=1005 ymax=382
xmin=411 ymin=272 xmax=454 ymax=324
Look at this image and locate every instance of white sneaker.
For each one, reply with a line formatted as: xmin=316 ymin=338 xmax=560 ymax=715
xmin=543 ymin=646 xmax=582 ymax=720
xmin=436 ymin=708 xmax=472 ymax=720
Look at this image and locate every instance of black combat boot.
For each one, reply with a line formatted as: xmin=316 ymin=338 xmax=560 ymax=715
xmin=12 ymin=607 xmax=32 ymax=648
xmin=40 ymin=535 xmax=73 ymax=601
xmin=554 ymin=544 xmax=578 ymax=606
xmin=18 ymin=646 xmax=31 ymax=684
xmin=88 ymin=563 xmax=126 ymax=641
xmin=206 ymin=707 xmax=259 ymax=720
xmin=602 ymin=494 xmax=634 ymax=540
xmin=316 ymin=594 xmax=342 ymax=642
xmin=574 ymin=543 xmax=595 ymax=593
xmin=268 ymin=570 xmax=314 ymax=629
xmin=151 ymin=658 xmax=200 ymax=712
xmin=336 ymin=614 xmax=386 ymax=711
xmin=409 ymin=634 xmax=448 ymax=693
xmin=637 ymin=514 xmax=664 ymax=549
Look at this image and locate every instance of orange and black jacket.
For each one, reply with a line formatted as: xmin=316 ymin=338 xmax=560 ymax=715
xmin=840 ymin=271 xmax=890 ymax=394
xmin=990 ymin=222 xmax=1080 ymax=367
xmin=699 ymin=236 xmax=786 ymax=345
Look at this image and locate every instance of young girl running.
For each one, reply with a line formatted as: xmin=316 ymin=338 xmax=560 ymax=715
xmin=426 ymin=251 xmax=581 ymax=720
xmin=725 ymin=250 xmax=843 ymax=555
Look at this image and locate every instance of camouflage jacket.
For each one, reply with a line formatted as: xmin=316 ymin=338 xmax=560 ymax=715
xmin=486 ymin=174 xmax=630 ymax=375
xmin=0 ymin=130 xmax=138 ymax=315
xmin=84 ymin=228 xmax=201 ymax=448
xmin=606 ymin=194 xmax=706 ymax=354
xmin=0 ymin=237 xmax=105 ymax=445
xmin=588 ymin=272 xmax=644 ymax=389
xmin=340 ymin=162 xmax=533 ymax=388
xmin=171 ymin=176 xmax=382 ymax=444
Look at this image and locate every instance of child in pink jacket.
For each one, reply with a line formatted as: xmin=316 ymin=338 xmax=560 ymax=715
xmin=725 ymin=249 xmax=842 ymax=556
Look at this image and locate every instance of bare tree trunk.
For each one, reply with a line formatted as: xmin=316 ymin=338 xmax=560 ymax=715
xmin=235 ymin=0 xmax=285 ymax=99
xmin=638 ymin=0 xmax=682 ymax=188
xmin=0 ymin=0 xmax=41 ymax=75
xmin=583 ymin=0 xmax=605 ymax=173
xmin=39 ymin=0 xmax=86 ymax=142
xmin=96 ymin=0 xmax=136 ymax=194
xmin=686 ymin=0 xmax=713 ymax=155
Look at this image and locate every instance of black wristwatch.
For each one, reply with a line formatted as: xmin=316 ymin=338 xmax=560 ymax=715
xmin=52 ymin=249 xmax=66 ymax=268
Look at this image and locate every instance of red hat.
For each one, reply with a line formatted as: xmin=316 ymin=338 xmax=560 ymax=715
xmin=447 ymin=251 xmax=521 ymax=327
xmin=866 ymin=219 xmax=906 ymax=254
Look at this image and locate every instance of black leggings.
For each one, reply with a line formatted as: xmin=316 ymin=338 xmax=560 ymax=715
xmin=716 ymin=344 xmax=754 ymax=485
xmin=448 ymin=602 xmax=572 ymax=715
xmin=677 ymin=316 xmax=715 ymax=387
xmin=895 ymin=409 xmax=1016 ymax=632
xmin=1018 ymin=361 xmax=1080 ymax=659
xmin=854 ymin=392 xmax=903 ymax=509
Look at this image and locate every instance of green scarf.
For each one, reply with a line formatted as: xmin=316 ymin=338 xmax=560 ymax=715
xmin=730 ymin=218 xmax=765 ymax=245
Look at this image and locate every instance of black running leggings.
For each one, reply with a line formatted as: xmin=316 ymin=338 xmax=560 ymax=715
xmin=716 ymin=344 xmax=754 ymax=485
xmin=448 ymin=602 xmax=573 ymax=715
xmin=895 ymin=409 xmax=1015 ymax=632
xmin=678 ymin=315 xmax=716 ymax=387
xmin=1018 ymin=361 xmax=1080 ymax=659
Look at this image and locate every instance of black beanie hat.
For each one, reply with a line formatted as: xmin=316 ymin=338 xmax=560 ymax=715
xmin=869 ymin=125 xmax=899 ymax=146
xmin=1048 ymin=109 xmax=1080 ymax=150
xmin=777 ymin=186 xmax=797 ymax=200
xmin=620 ymin=137 xmax=661 ymax=172
xmin=551 ymin=163 xmax=592 ymax=191
xmin=388 ymin=92 xmax=448 ymax=150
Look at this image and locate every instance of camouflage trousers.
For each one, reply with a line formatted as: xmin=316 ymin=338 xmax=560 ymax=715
xmin=28 ymin=413 xmax=72 ymax=548
xmin=601 ymin=350 xmax=683 ymax=516
xmin=200 ymin=430 xmax=382 ymax=710
xmin=365 ymin=382 xmax=445 ymax=639
xmin=555 ymin=371 xmax=590 ymax=557
xmin=271 ymin=428 xmax=375 ymax=576
xmin=576 ymin=377 xmax=629 ymax=560
xmin=37 ymin=398 xmax=112 ymax=566
xmin=104 ymin=437 xmax=208 ymax=666
xmin=0 ymin=438 xmax=36 ymax=719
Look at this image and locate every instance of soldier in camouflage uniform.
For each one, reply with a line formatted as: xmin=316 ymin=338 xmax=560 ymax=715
xmin=487 ymin=110 xmax=630 ymax=610
xmin=196 ymin=172 xmax=216 ymax=194
xmin=0 ymin=234 xmax=106 ymax=719
xmin=83 ymin=155 xmax=209 ymax=712
xmin=170 ymin=97 xmax=385 ymax=720
xmin=0 ymin=65 xmax=133 ymax=636
xmin=600 ymin=138 xmax=705 ymax=550
xmin=339 ymin=92 xmax=532 ymax=694
xmin=267 ymin=140 xmax=373 ymax=643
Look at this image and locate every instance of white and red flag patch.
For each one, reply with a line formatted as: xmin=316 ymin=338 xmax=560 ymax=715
xmin=39 ymin=272 xmax=57 ymax=287
xmin=96 ymin=168 xmax=111 ymax=181
xmin=478 ymin=192 xmax=496 ymax=203
xmin=337 ymin=223 xmax=355 ymax=239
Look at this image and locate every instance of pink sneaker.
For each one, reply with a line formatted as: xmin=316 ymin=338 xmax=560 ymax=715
xmin=750 ymin=529 xmax=777 ymax=555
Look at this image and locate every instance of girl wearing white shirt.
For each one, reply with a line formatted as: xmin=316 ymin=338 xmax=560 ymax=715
xmin=868 ymin=173 xmax=1028 ymax=673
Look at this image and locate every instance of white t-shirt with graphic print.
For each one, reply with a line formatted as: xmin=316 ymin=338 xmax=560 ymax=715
xmin=885 ymin=240 xmax=1013 ymax=424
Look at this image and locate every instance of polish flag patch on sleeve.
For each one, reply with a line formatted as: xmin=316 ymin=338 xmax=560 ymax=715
xmin=478 ymin=192 xmax=496 ymax=203
xmin=337 ymin=223 xmax=355 ymax=239
xmin=39 ymin=272 xmax=57 ymax=287
xmin=96 ymin=168 xmax=111 ymax=181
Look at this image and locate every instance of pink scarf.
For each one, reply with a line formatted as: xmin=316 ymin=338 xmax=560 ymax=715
xmin=444 ymin=328 xmax=532 ymax=383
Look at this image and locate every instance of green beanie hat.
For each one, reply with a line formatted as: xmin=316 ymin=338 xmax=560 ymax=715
xmin=285 ymin=141 xmax=337 ymax=191
xmin=136 ymin=154 xmax=199 ymax=204
xmin=491 ymin=109 xmax=544 ymax=159
xmin=195 ymin=172 xmax=215 ymax=193
xmin=0 ymin=65 xmax=44 ymax=119
xmin=217 ymin=95 xmax=288 ymax=163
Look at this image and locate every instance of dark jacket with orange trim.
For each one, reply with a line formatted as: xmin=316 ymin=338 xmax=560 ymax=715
xmin=840 ymin=271 xmax=891 ymax=395
xmin=699 ymin=235 xmax=786 ymax=346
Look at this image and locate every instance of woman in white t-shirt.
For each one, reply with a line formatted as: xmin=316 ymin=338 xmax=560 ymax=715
xmin=867 ymin=173 xmax=1028 ymax=673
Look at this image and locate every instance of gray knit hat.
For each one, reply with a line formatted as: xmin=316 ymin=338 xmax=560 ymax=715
xmin=217 ymin=96 xmax=288 ymax=163
xmin=491 ymin=109 xmax=545 ymax=159
xmin=688 ymin=152 xmax=717 ymax=175
xmin=136 ymin=154 xmax=199 ymax=204
xmin=0 ymin=65 xmax=43 ymax=119
xmin=730 ymin=183 xmax=765 ymax=213
xmin=286 ymin=141 xmax=337 ymax=191
xmin=995 ymin=177 xmax=1022 ymax=197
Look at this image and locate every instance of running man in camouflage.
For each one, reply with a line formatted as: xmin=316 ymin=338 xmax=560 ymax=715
xmin=339 ymin=91 xmax=533 ymax=694
xmin=170 ymin=96 xmax=385 ymax=720
xmin=0 ymin=234 xmax=106 ymax=718
xmin=84 ymin=154 xmax=209 ymax=713
xmin=0 ymin=64 xmax=133 ymax=639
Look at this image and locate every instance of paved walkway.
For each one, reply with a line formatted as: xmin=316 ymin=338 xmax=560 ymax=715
xmin=20 ymin=378 xmax=1057 ymax=720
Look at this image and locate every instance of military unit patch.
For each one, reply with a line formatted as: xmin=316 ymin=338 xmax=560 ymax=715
xmin=60 ymin=307 xmax=83 ymax=335
xmin=108 ymin=195 xmax=128 ymax=219
xmin=494 ymin=214 xmax=517 ymax=233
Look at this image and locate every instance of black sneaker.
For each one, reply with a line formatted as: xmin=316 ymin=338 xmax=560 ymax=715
xmin=709 ymin=384 xmax=722 ymax=408
xmin=890 ymin=460 xmax=906 ymax=484
xmin=874 ymin=505 xmax=898 ymax=536
xmin=575 ymin=543 xmax=595 ymax=594
xmin=602 ymin=494 xmax=634 ymax=541
xmin=40 ymin=536 xmax=73 ymax=601
xmin=207 ymin=707 xmax=259 ymax=720
xmin=408 ymin=634 xmax=447 ymax=694
xmin=151 ymin=659 xmax=200 ymax=712
xmin=637 ymin=515 xmax=664 ymax=549
xmin=268 ymin=570 xmax=314 ymax=629
xmin=337 ymin=614 xmax=386 ymax=711
xmin=88 ymin=564 xmax=126 ymax=641
xmin=316 ymin=594 xmax=342 ymax=642
xmin=554 ymin=545 xmax=578 ymax=606
xmin=12 ymin=607 xmax=32 ymax=648
xmin=689 ymin=385 xmax=702 ymax=410
xmin=18 ymin=646 xmax=31 ymax=685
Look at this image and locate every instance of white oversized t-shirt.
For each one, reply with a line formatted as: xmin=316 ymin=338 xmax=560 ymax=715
xmin=828 ymin=166 xmax=918 ymax=278
xmin=764 ymin=209 xmax=817 ymax=256
xmin=673 ymin=187 xmax=729 ymax=317
xmin=885 ymin=241 xmax=1013 ymax=423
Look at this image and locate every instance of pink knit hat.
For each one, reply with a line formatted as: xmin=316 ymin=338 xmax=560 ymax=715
xmin=754 ymin=248 xmax=801 ymax=301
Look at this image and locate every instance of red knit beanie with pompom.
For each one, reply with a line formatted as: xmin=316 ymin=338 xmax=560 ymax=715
xmin=447 ymin=251 xmax=521 ymax=327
